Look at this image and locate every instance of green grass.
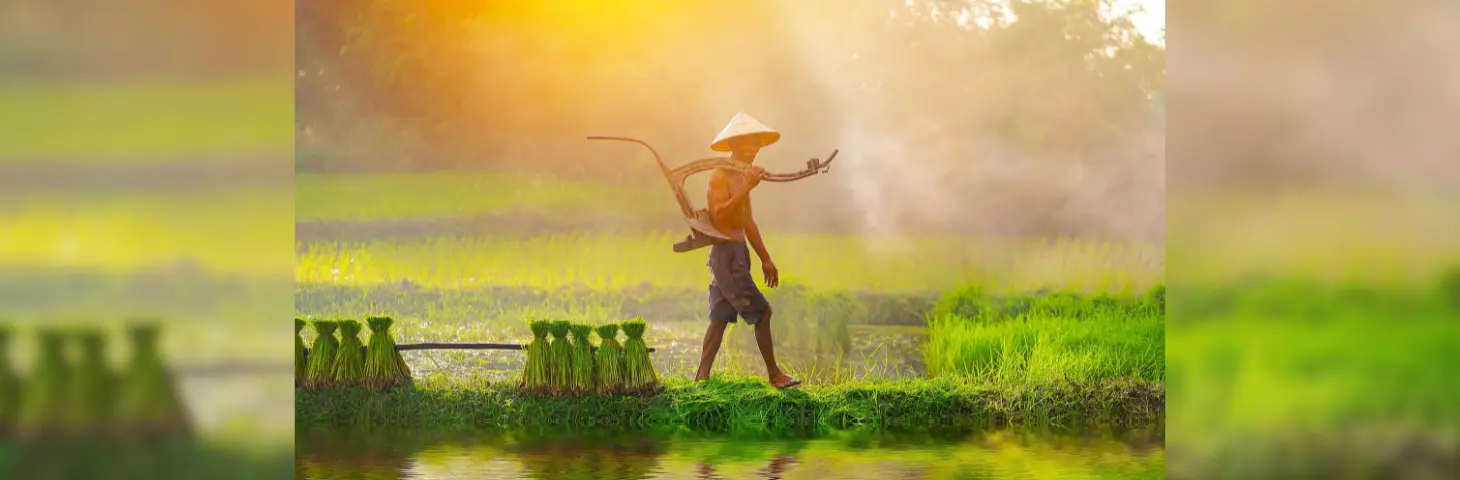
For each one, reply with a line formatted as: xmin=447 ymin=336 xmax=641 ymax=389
xmin=297 ymin=234 xmax=1161 ymax=293
xmin=923 ymin=288 xmax=1165 ymax=384
xmin=295 ymin=172 xmax=670 ymax=221
xmin=295 ymin=375 xmax=1163 ymax=433
xmin=1168 ymin=277 xmax=1460 ymax=478
xmin=0 ymin=77 xmax=292 ymax=160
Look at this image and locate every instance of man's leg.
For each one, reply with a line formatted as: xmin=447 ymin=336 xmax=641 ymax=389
xmin=751 ymin=306 xmax=794 ymax=386
xmin=695 ymin=320 xmax=729 ymax=381
xmin=698 ymin=284 xmax=738 ymax=381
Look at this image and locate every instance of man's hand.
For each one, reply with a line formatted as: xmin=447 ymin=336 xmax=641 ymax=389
xmin=761 ymin=259 xmax=779 ymax=288
xmin=744 ymin=166 xmax=767 ymax=189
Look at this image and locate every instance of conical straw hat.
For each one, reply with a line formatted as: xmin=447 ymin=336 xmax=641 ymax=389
xmin=710 ymin=112 xmax=780 ymax=152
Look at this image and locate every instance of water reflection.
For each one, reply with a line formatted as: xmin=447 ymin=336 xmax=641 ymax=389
xmin=296 ymin=427 xmax=1163 ymax=480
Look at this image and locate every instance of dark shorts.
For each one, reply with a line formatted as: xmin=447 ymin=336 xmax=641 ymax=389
xmin=707 ymin=241 xmax=770 ymax=325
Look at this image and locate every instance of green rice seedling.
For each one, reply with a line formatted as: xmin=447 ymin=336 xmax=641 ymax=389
xmin=332 ymin=319 xmax=366 ymax=388
xmin=620 ymin=318 xmax=659 ymax=394
xmin=115 ymin=322 xmax=190 ymax=440
xmin=521 ymin=319 xmax=552 ymax=394
xmin=295 ymin=318 xmax=308 ymax=387
xmin=547 ymin=320 xmax=574 ymax=395
xmin=68 ymin=329 xmax=116 ymax=432
xmin=594 ymin=323 xmax=624 ymax=395
xmin=569 ymin=323 xmax=595 ymax=394
xmin=364 ymin=316 xmax=409 ymax=389
xmin=304 ymin=320 xmax=340 ymax=390
xmin=17 ymin=329 xmax=70 ymax=439
xmin=0 ymin=325 xmax=18 ymax=435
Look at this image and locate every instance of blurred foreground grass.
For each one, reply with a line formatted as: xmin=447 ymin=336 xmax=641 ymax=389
xmin=1167 ymin=192 xmax=1460 ymax=478
xmin=0 ymin=77 xmax=292 ymax=161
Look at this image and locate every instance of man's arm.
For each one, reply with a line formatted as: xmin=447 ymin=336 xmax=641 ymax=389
xmin=744 ymin=200 xmax=771 ymax=263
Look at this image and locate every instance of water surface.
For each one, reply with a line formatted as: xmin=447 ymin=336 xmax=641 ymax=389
xmin=297 ymin=428 xmax=1163 ymax=479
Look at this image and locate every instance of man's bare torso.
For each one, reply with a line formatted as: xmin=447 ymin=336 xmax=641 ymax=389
xmin=708 ymin=167 xmax=751 ymax=242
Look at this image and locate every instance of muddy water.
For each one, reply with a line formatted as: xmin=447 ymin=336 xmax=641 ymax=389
xmin=297 ymin=428 xmax=1164 ymax=479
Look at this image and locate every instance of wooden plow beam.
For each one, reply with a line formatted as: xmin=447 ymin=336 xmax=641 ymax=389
xmin=587 ymin=135 xmax=838 ymax=252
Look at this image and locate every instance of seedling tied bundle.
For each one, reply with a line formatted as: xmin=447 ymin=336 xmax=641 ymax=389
xmin=516 ymin=318 xmax=659 ymax=397
xmin=298 ymin=316 xmax=412 ymax=391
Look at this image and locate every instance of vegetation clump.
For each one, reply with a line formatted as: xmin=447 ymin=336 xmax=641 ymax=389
xmin=620 ymin=318 xmax=659 ymax=394
xmin=594 ymin=323 xmax=624 ymax=395
xmin=547 ymin=320 xmax=574 ymax=395
xmin=568 ymin=323 xmax=595 ymax=394
xmin=69 ymin=329 xmax=116 ymax=432
xmin=521 ymin=320 xmax=552 ymax=394
xmin=304 ymin=320 xmax=340 ymax=390
xmin=332 ymin=319 xmax=366 ymax=388
xmin=364 ymin=316 xmax=410 ymax=389
xmin=114 ymin=322 xmax=190 ymax=440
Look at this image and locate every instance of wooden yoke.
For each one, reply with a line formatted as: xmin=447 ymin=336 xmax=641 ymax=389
xmin=587 ymin=136 xmax=837 ymax=252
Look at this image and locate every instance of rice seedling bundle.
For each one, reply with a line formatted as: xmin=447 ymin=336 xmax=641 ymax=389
xmin=568 ymin=323 xmax=595 ymax=394
xmin=115 ymin=322 xmax=190 ymax=439
xmin=304 ymin=320 xmax=340 ymax=390
xmin=594 ymin=323 xmax=624 ymax=395
xmin=521 ymin=319 xmax=552 ymax=394
xmin=68 ymin=329 xmax=116 ymax=431
xmin=0 ymin=326 xmax=18 ymax=434
xmin=620 ymin=318 xmax=659 ymax=394
xmin=16 ymin=329 xmax=69 ymax=439
xmin=332 ymin=319 xmax=366 ymax=388
xmin=295 ymin=318 xmax=308 ymax=386
xmin=364 ymin=316 xmax=410 ymax=389
xmin=547 ymin=320 xmax=574 ymax=394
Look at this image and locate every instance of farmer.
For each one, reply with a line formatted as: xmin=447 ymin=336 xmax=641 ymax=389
xmin=693 ymin=112 xmax=801 ymax=389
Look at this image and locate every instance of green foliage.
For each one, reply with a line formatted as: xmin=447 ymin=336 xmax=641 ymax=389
xmin=569 ymin=324 xmax=596 ymax=394
xmin=114 ymin=322 xmax=190 ymax=439
xmin=364 ymin=316 xmax=411 ymax=389
xmin=521 ymin=320 xmax=553 ymax=394
xmin=620 ymin=318 xmax=659 ymax=394
xmin=333 ymin=320 xmax=367 ymax=387
xmin=546 ymin=320 xmax=574 ymax=394
xmin=304 ymin=320 xmax=341 ymax=390
xmin=594 ymin=324 xmax=625 ymax=395
xmin=68 ymin=329 xmax=116 ymax=431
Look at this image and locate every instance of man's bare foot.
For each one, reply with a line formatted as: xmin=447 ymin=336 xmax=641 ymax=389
xmin=770 ymin=374 xmax=801 ymax=389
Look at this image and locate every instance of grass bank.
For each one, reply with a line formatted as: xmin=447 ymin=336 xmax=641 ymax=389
xmin=296 ymin=375 xmax=1163 ymax=433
